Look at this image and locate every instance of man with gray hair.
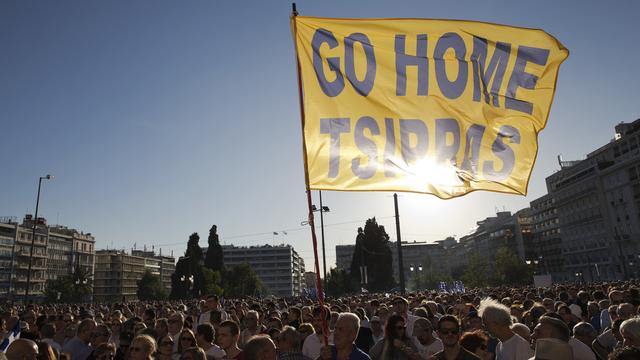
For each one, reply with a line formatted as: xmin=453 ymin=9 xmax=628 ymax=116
xmin=319 ymin=313 xmax=370 ymax=360
xmin=278 ymin=326 xmax=310 ymax=360
xmin=620 ymin=317 xmax=640 ymax=349
xmin=569 ymin=322 xmax=596 ymax=360
xmin=479 ymin=298 xmax=532 ymax=360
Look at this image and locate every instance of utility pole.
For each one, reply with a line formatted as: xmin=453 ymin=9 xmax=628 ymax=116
xmin=394 ymin=193 xmax=405 ymax=294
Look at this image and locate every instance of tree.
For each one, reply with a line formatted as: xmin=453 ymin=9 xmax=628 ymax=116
xmin=137 ymin=270 xmax=167 ymax=301
xmin=221 ymin=263 xmax=265 ymax=298
xmin=201 ymin=267 xmax=223 ymax=296
xmin=350 ymin=218 xmax=395 ymax=292
xmin=491 ymin=247 xmax=532 ymax=286
xmin=205 ymin=225 xmax=224 ymax=271
xmin=462 ymin=254 xmax=490 ymax=288
xmin=325 ymin=268 xmax=357 ymax=297
xmin=170 ymin=257 xmax=191 ymax=299
xmin=44 ymin=265 xmax=92 ymax=303
xmin=185 ymin=232 xmax=204 ymax=263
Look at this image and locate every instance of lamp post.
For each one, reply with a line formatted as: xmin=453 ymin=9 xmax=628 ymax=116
xmin=25 ymin=174 xmax=53 ymax=303
xmin=409 ymin=264 xmax=423 ymax=291
xmin=313 ymin=192 xmax=330 ymax=293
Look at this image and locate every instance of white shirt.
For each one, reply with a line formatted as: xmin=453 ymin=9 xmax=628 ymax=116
xmin=569 ymin=338 xmax=596 ymax=360
xmin=496 ymin=333 xmax=534 ymax=360
xmin=412 ymin=337 xmax=443 ymax=358
xmin=302 ymin=332 xmax=334 ymax=359
xmin=204 ymin=344 xmax=226 ymax=360
xmin=405 ymin=314 xmax=419 ymax=337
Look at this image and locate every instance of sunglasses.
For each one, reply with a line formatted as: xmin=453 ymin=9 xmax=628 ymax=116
xmin=130 ymin=347 xmax=144 ymax=353
xmin=395 ymin=325 xmax=406 ymax=330
xmin=439 ymin=328 xmax=459 ymax=335
xmin=161 ymin=341 xmax=174 ymax=346
xmin=181 ymin=337 xmax=194 ymax=341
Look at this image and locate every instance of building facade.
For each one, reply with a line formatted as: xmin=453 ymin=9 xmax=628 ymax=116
xmin=533 ymin=119 xmax=640 ymax=282
xmin=0 ymin=215 xmax=96 ymax=302
xmin=222 ymin=244 xmax=305 ymax=297
xmin=94 ymin=249 xmax=175 ymax=302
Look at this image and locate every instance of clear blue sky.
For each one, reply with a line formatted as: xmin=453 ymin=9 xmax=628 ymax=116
xmin=1 ymin=0 xmax=639 ymax=273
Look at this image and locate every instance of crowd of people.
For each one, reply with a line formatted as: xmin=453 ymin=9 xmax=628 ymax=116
xmin=2 ymin=281 xmax=640 ymax=360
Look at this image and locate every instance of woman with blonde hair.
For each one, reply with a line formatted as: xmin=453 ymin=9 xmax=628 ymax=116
xmin=129 ymin=334 xmax=157 ymax=360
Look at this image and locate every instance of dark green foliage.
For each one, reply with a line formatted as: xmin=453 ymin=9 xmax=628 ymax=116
xmin=44 ymin=265 xmax=92 ymax=303
xmin=185 ymin=232 xmax=203 ymax=263
xmin=205 ymin=225 xmax=224 ymax=271
xmin=137 ymin=270 xmax=167 ymax=301
xmin=221 ymin=263 xmax=265 ymax=298
xmin=350 ymin=218 xmax=395 ymax=292
xmin=325 ymin=268 xmax=357 ymax=297
xmin=201 ymin=267 xmax=223 ymax=296
xmin=461 ymin=247 xmax=532 ymax=287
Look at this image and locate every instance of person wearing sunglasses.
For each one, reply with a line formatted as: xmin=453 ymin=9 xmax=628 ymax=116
xmin=369 ymin=314 xmax=420 ymax=360
xmin=177 ymin=329 xmax=198 ymax=357
xmin=433 ymin=315 xmax=480 ymax=360
xmin=460 ymin=330 xmax=492 ymax=360
xmin=411 ymin=318 xmax=443 ymax=359
xmin=93 ymin=343 xmax=117 ymax=360
xmin=129 ymin=334 xmax=157 ymax=360
xmin=156 ymin=335 xmax=175 ymax=360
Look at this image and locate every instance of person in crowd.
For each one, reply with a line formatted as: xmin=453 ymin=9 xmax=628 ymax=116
xmin=570 ymin=322 xmax=598 ymax=359
xmin=217 ymin=320 xmax=243 ymax=360
xmin=509 ymin=323 xmax=530 ymax=343
xmin=6 ymin=338 xmax=39 ymax=360
xmin=277 ymin=326 xmax=310 ymax=360
xmin=432 ymin=315 xmax=480 ymax=360
xmin=142 ymin=309 xmax=156 ymax=330
xmin=196 ymin=323 xmax=225 ymax=359
xmin=129 ymin=334 xmax=157 ymax=360
xmin=169 ymin=313 xmax=185 ymax=354
xmin=391 ymin=297 xmax=418 ymax=337
xmin=620 ymin=317 xmax=640 ymax=348
xmin=530 ymin=316 xmax=577 ymax=358
xmin=156 ymin=318 xmax=169 ymax=340
xmin=40 ymin=323 xmax=61 ymax=355
xmin=369 ymin=314 xmax=420 ymax=360
xmin=180 ymin=347 xmax=207 ymax=360
xmin=460 ymin=330 xmax=492 ymax=360
xmin=412 ymin=318 xmax=443 ymax=358
xmin=62 ymin=318 xmax=96 ymax=360
xmin=239 ymin=310 xmax=262 ymax=348
xmin=93 ymin=343 xmax=117 ymax=360
xmin=244 ymin=335 xmax=278 ymax=360
xmin=302 ymin=305 xmax=332 ymax=359
xmin=369 ymin=316 xmax=384 ymax=344
xmin=478 ymin=298 xmax=532 ymax=360
xmin=177 ymin=329 xmax=198 ymax=357
xmin=297 ymin=323 xmax=315 ymax=344
xmin=156 ymin=335 xmax=175 ymax=360
xmin=37 ymin=341 xmax=57 ymax=360
xmin=319 ymin=313 xmax=370 ymax=360
xmin=608 ymin=346 xmax=640 ymax=360
xmin=594 ymin=302 xmax=636 ymax=356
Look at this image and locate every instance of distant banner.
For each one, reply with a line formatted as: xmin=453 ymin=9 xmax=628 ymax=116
xmin=292 ymin=16 xmax=568 ymax=198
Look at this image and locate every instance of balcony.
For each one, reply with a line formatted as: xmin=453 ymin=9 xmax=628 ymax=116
xmin=16 ymin=249 xmax=47 ymax=258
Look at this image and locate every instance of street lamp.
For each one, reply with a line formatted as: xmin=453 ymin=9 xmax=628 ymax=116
xmin=409 ymin=264 xmax=423 ymax=291
xmin=312 ymin=192 xmax=330 ymax=292
xmin=25 ymin=174 xmax=53 ymax=303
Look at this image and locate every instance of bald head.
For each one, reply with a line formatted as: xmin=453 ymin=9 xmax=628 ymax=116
xmin=6 ymin=338 xmax=38 ymax=360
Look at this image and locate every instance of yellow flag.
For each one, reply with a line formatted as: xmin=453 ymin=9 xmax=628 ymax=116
xmin=292 ymin=16 xmax=568 ymax=199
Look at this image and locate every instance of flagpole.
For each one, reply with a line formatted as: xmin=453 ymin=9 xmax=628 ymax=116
xmin=291 ymin=2 xmax=329 ymax=345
